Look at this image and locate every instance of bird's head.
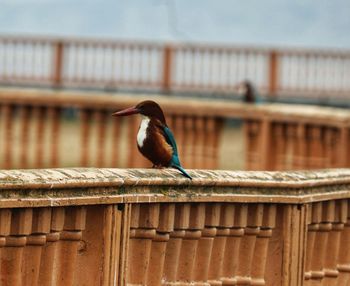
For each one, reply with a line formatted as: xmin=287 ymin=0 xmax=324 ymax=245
xmin=112 ymin=100 xmax=166 ymax=124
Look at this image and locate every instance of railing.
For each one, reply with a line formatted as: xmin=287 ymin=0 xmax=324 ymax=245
xmin=0 ymin=35 xmax=349 ymax=99
xmin=0 ymin=88 xmax=349 ymax=171
xmin=0 ymin=88 xmax=225 ymax=170
xmin=0 ymin=168 xmax=350 ymax=285
xmin=244 ymin=104 xmax=350 ymax=170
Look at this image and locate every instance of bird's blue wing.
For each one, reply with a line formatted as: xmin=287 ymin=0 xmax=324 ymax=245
xmin=162 ymin=125 xmax=183 ymax=166
xmin=163 ymin=126 xmax=178 ymax=156
xmin=161 ymin=124 xmax=192 ymax=179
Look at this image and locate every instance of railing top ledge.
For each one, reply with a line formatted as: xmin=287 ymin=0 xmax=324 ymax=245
xmin=2 ymin=168 xmax=350 ymax=188
xmin=1 ymin=88 xmax=350 ymax=124
xmin=0 ymin=168 xmax=350 ymax=208
xmin=1 ymin=33 xmax=350 ymax=55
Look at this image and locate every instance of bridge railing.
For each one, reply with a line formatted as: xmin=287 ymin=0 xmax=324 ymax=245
xmin=0 ymin=88 xmax=349 ymax=171
xmin=244 ymin=104 xmax=350 ymax=170
xmin=0 ymin=35 xmax=349 ymax=99
xmin=0 ymin=168 xmax=349 ymax=285
xmin=0 ymin=88 xmax=225 ymax=170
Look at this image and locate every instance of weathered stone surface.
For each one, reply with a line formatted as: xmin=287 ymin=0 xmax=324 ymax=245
xmin=0 ymin=168 xmax=349 ymax=207
xmin=1 ymin=167 xmax=350 ymax=187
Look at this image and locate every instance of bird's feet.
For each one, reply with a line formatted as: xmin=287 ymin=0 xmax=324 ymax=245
xmin=152 ymin=164 xmax=164 ymax=169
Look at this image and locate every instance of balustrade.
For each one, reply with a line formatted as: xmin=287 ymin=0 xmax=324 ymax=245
xmin=0 ymin=35 xmax=349 ymax=99
xmin=0 ymin=168 xmax=347 ymax=285
xmin=0 ymin=88 xmax=349 ymax=171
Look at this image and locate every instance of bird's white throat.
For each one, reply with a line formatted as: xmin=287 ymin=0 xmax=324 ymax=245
xmin=137 ymin=117 xmax=150 ymax=147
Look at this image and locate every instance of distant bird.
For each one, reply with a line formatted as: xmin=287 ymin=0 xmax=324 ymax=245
xmin=112 ymin=100 xmax=192 ymax=179
xmin=239 ymin=80 xmax=261 ymax=104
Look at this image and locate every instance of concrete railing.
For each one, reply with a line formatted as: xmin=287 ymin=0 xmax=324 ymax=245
xmin=0 ymin=35 xmax=349 ymax=99
xmin=0 ymin=168 xmax=350 ymax=285
xmin=244 ymin=104 xmax=350 ymax=170
xmin=0 ymin=88 xmax=225 ymax=170
xmin=0 ymin=88 xmax=349 ymax=171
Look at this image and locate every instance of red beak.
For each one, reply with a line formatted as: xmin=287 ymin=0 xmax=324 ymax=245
xmin=112 ymin=106 xmax=140 ymax=117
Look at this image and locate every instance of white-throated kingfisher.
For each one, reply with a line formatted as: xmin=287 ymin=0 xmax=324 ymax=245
xmin=112 ymin=100 xmax=192 ymax=179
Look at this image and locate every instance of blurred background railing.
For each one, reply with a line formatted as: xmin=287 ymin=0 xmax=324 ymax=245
xmin=0 ymin=88 xmax=224 ymax=170
xmin=0 ymin=88 xmax=349 ymax=171
xmin=244 ymin=105 xmax=350 ymax=170
xmin=0 ymin=35 xmax=349 ymax=101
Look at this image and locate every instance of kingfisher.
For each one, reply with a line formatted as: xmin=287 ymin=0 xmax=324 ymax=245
xmin=112 ymin=100 xmax=192 ymax=179
xmin=238 ymin=80 xmax=262 ymax=104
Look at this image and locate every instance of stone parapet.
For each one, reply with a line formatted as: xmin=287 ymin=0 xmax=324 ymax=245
xmin=0 ymin=168 xmax=348 ymax=285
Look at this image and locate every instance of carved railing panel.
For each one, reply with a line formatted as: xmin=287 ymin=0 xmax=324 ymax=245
xmin=245 ymin=119 xmax=350 ymax=171
xmin=0 ymin=205 xmax=121 ymax=286
xmin=305 ymin=199 xmax=349 ymax=286
xmin=126 ymin=202 xmax=277 ymax=285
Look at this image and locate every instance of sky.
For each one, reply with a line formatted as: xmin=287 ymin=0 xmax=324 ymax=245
xmin=0 ymin=0 xmax=350 ymax=49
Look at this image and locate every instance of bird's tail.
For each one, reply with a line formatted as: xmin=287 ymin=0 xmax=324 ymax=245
xmin=172 ymin=164 xmax=192 ymax=180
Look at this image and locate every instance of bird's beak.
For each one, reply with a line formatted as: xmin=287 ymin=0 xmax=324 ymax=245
xmin=112 ymin=106 xmax=140 ymax=117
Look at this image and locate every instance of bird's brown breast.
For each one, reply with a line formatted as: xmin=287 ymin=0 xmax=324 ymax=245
xmin=137 ymin=122 xmax=173 ymax=167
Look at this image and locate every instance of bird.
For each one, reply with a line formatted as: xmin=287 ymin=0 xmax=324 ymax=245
xmin=238 ymin=80 xmax=262 ymax=104
xmin=112 ymin=100 xmax=192 ymax=179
